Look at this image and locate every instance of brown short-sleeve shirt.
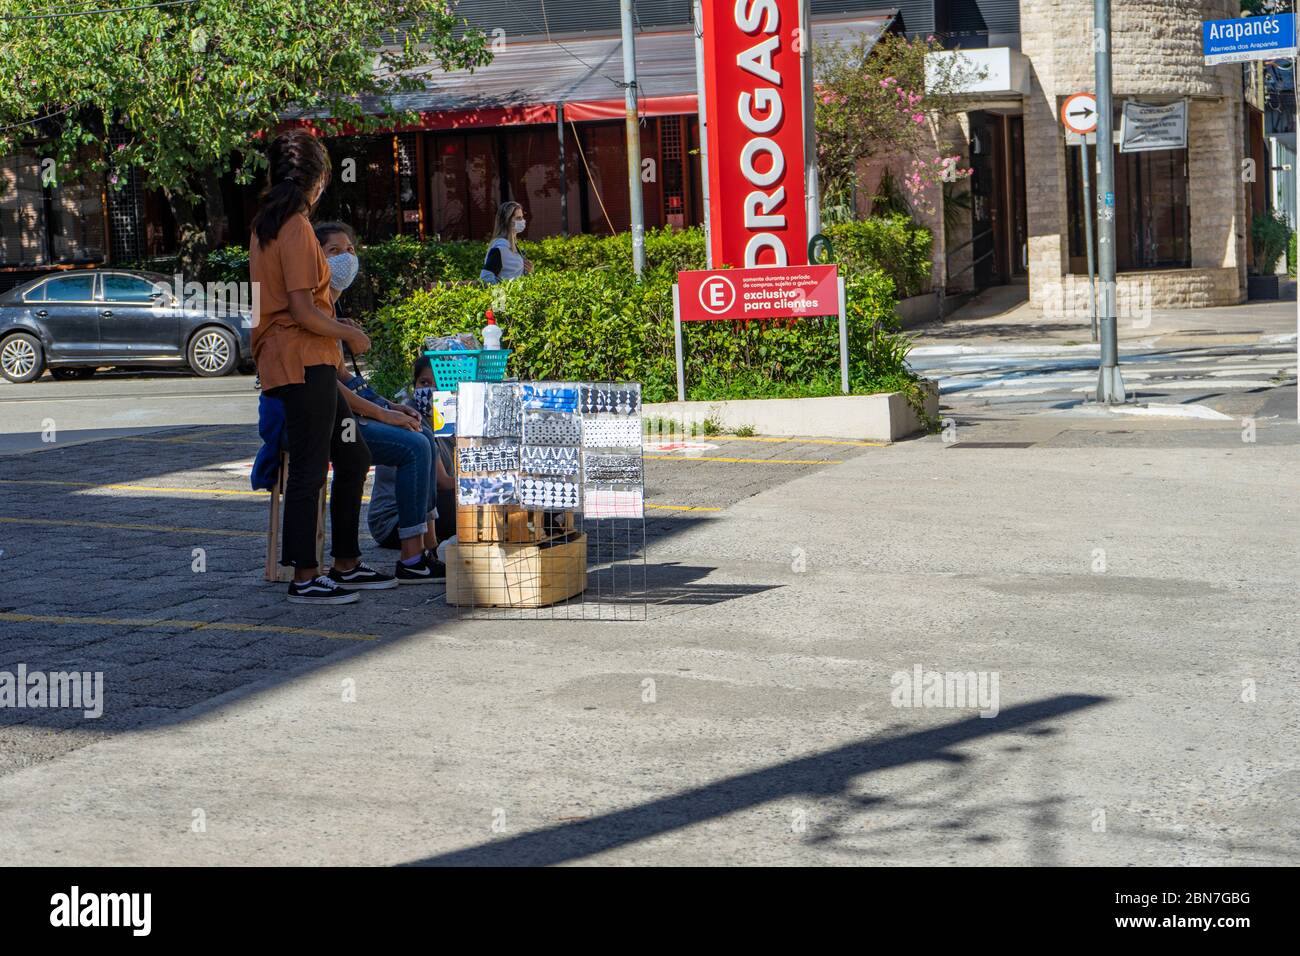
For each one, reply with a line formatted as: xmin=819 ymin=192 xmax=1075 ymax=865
xmin=250 ymin=212 xmax=341 ymax=390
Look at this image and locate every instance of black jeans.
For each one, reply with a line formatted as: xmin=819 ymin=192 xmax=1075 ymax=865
xmin=268 ymin=364 xmax=371 ymax=570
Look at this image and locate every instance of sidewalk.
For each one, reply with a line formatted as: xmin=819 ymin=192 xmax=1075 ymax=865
xmin=1 ymin=424 xmax=1295 ymax=865
xmin=916 ymin=286 xmax=1298 ymax=351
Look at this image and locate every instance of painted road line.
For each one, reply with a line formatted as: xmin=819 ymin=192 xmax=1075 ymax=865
xmin=0 ymin=517 xmax=263 ymax=537
xmin=644 ymin=455 xmax=843 ymax=465
xmin=124 ymin=436 xmax=261 ymax=447
xmin=0 ymin=612 xmax=375 ymax=642
xmin=704 ymin=435 xmax=887 ymax=447
xmin=0 ymin=479 xmax=710 ymax=512
xmin=0 ymin=478 xmax=270 ymax=497
xmin=645 ymin=503 xmax=723 ymax=512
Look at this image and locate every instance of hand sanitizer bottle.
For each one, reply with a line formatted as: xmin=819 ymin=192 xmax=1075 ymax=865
xmin=481 ymin=310 xmax=503 ymax=350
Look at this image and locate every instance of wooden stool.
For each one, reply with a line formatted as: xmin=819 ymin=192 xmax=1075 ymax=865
xmin=265 ymin=451 xmax=327 ymax=582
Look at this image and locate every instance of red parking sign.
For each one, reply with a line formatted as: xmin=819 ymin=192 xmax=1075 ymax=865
xmin=677 ymin=265 xmax=839 ymax=321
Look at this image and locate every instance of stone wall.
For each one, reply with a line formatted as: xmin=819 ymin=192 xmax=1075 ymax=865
xmin=1019 ymin=0 xmax=1247 ymax=309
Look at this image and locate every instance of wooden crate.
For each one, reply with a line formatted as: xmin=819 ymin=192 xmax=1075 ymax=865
xmin=456 ymin=504 xmax=543 ymax=543
xmin=445 ymin=533 xmax=587 ymax=608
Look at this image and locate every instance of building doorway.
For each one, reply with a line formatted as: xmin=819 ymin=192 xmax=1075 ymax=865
xmin=966 ymin=110 xmax=1028 ymax=289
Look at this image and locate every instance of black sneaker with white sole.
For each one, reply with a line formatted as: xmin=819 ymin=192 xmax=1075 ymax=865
xmin=287 ymin=575 xmax=360 ymax=605
xmin=395 ymin=555 xmax=446 ymax=584
xmin=328 ymin=562 xmax=399 ymax=590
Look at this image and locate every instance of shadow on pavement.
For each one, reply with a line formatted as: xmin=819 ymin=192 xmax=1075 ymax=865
xmin=400 ymin=694 xmax=1109 ymax=866
xmin=0 ymin=426 xmax=778 ymax=733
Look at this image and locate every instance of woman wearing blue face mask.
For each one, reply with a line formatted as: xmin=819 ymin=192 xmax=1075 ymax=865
xmin=479 ymin=201 xmax=534 ymax=284
xmin=316 ymin=221 xmax=450 ymax=583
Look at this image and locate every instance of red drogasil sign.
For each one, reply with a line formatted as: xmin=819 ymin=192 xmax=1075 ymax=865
xmin=678 ymin=265 xmax=838 ymax=321
xmin=700 ymin=0 xmax=809 ymax=268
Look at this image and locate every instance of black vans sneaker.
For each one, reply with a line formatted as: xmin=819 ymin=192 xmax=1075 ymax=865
xmin=328 ymin=562 xmax=398 ymax=590
xmin=395 ymin=555 xmax=446 ymax=584
xmin=288 ymin=575 xmax=360 ymax=605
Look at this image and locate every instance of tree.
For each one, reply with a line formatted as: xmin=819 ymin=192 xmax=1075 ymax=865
xmin=814 ymin=32 xmax=981 ymax=219
xmin=0 ymin=0 xmax=490 ymax=274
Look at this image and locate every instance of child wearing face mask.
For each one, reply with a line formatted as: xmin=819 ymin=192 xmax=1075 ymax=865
xmin=479 ymin=201 xmax=534 ymax=284
xmin=316 ymin=222 xmax=451 ymax=583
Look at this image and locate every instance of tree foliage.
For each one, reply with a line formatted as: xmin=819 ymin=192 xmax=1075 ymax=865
xmin=0 ymin=0 xmax=490 ymax=271
xmin=814 ymin=32 xmax=981 ymax=217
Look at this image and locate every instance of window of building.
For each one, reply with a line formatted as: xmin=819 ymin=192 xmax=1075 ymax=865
xmin=0 ymin=147 xmax=107 ymax=267
xmin=1067 ymin=132 xmax=1190 ymax=271
xmin=318 ymin=135 xmax=401 ymax=241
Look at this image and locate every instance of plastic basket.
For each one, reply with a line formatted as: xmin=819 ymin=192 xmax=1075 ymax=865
xmin=475 ymin=349 xmax=511 ymax=382
xmin=423 ymin=348 xmax=512 ymax=390
xmin=425 ymin=350 xmax=479 ymax=391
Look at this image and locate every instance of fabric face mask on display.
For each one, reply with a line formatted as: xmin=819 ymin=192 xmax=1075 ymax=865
xmin=326 ymin=251 xmax=360 ymax=291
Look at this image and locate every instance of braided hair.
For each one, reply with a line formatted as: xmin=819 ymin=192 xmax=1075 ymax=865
xmin=251 ymin=129 xmax=332 ymax=246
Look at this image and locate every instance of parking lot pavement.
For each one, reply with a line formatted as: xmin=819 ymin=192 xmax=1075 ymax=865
xmin=1 ymin=414 xmax=1295 ymax=866
xmin=0 ymin=422 xmax=875 ymax=773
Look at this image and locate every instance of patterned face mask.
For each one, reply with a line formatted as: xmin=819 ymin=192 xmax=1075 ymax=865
xmin=458 ymin=443 xmax=520 ymax=474
xmin=582 ymin=417 xmax=642 ymax=448
xmin=326 ymin=251 xmax=359 ymax=291
xmin=410 ymin=386 xmax=435 ymax=420
xmin=519 ymin=477 xmax=580 ymax=510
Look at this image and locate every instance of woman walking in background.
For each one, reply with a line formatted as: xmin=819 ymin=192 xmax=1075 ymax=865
xmin=479 ymin=200 xmax=533 ymax=284
xmin=250 ymin=130 xmax=395 ymax=604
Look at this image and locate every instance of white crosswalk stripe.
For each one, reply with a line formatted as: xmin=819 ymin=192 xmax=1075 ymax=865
xmin=909 ymin=341 xmax=1296 ymax=408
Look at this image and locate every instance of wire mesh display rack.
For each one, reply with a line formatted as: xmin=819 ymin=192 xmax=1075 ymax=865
xmin=445 ymin=381 xmax=648 ymax=621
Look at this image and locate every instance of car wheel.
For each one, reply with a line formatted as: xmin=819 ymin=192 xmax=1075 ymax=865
xmin=0 ymin=332 xmax=45 ymax=383
xmin=51 ymin=367 xmax=95 ymax=381
xmin=188 ymin=326 xmax=238 ymax=377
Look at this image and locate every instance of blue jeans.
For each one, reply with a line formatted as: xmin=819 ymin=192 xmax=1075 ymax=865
xmin=359 ymin=418 xmax=437 ymax=542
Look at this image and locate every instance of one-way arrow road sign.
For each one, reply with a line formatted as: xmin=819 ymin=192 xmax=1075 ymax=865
xmin=1061 ymin=92 xmax=1098 ymax=135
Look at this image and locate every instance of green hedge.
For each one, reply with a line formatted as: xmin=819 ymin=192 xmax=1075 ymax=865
xmin=162 ymin=221 xmax=932 ymax=413
xmin=365 ymin=264 xmax=917 ymax=408
xmin=823 ymin=215 xmax=933 ymax=299
xmin=349 ymin=219 xmax=929 ymax=313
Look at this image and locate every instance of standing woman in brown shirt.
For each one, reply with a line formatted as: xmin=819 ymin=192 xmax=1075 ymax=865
xmin=250 ymin=130 xmax=395 ymax=603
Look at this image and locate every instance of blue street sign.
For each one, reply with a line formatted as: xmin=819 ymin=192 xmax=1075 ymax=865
xmin=1204 ymin=14 xmax=1296 ymax=65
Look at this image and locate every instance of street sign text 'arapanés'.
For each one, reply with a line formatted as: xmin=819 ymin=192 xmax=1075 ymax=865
xmin=700 ymin=0 xmax=809 ymax=269
xmin=1203 ymin=14 xmax=1296 ymax=65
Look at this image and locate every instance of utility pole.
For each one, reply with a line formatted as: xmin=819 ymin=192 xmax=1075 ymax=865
xmin=693 ymin=0 xmax=712 ymax=267
xmin=1080 ymin=136 xmax=1098 ymax=342
xmin=798 ymin=0 xmax=821 ymax=241
xmin=1094 ymin=0 xmax=1125 ymax=402
xmin=620 ymin=0 xmax=646 ymax=277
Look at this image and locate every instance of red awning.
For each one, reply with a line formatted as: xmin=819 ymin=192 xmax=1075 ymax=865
xmin=563 ymin=95 xmax=699 ymax=122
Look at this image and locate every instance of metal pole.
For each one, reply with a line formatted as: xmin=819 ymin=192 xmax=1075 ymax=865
xmin=799 ymin=0 xmax=821 ymax=241
xmin=557 ymin=103 xmax=569 ymax=237
xmin=836 ymin=275 xmax=849 ymax=394
xmin=1094 ymin=0 xmax=1125 ymax=402
xmin=620 ymin=0 xmax=646 ymax=276
xmin=1079 ymin=137 xmax=1098 ymax=343
xmin=692 ymin=0 xmax=713 ymax=268
xmin=672 ymin=284 xmax=686 ymax=402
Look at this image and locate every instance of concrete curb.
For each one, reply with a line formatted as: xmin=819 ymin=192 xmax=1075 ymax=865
xmin=645 ymin=381 xmax=938 ymax=442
